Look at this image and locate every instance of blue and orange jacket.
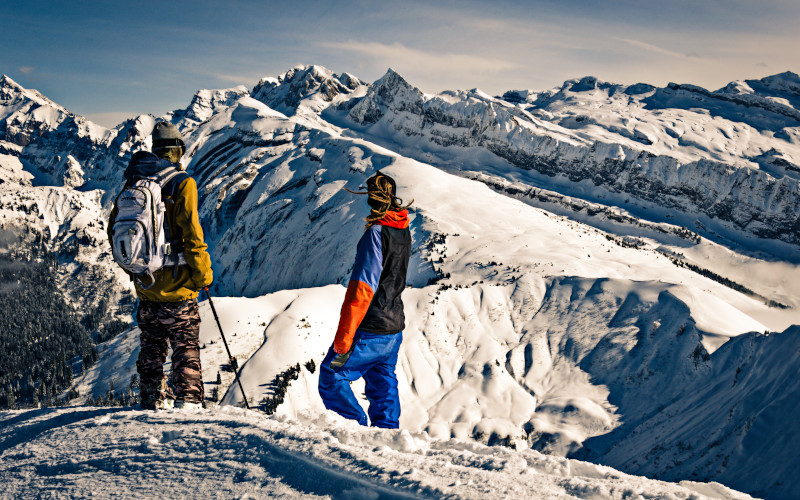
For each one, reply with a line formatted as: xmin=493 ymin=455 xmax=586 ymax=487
xmin=333 ymin=210 xmax=412 ymax=354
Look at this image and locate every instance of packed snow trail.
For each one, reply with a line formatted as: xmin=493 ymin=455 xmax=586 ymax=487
xmin=0 ymin=406 xmax=752 ymax=500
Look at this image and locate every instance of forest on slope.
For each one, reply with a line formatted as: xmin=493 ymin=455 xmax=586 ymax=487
xmin=0 ymin=251 xmax=97 ymax=409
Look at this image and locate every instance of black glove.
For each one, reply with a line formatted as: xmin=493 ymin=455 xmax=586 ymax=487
xmin=330 ymin=351 xmax=352 ymax=369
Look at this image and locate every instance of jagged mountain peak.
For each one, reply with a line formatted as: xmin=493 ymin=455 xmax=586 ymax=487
xmin=715 ymin=72 xmax=800 ymax=116
xmin=499 ymin=88 xmax=539 ymax=104
xmin=280 ymin=64 xmax=336 ymax=82
xmin=500 ymin=76 xmax=628 ymax=108
xmin=285 ymin=64 xmax=364 ymax=92
xmin=337 ymin=71 xmax=361 ymax=89
xmin=250 ymin=63 xmax=364 ymax=115
xmin=759 ymin=70 xmax=800 ymax=91
xmin=0 ymin=74 xmax=22 ymax=90
xmin=503 ymin=71 xmax=800 ymax=110
xmin=0 ymin=75 xmax=68 ymax=115
xmin=194 ymin=86 xmax=250 ymax=100
xmin=346 ymin=68 xmax=424 ymax=124
xmin=720 ymin=71 xmax=800 ymax=96
xmin=372 ymin=67 xmax=414 ymax=91
xmin=167 ymin=85 xmax=250 ymax=132
xmin=563 ymin=75 xmax=622 ymax=93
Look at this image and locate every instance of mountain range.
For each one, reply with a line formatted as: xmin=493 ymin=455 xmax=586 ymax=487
xmin=1 ymin=65 xmax=800 ymax=499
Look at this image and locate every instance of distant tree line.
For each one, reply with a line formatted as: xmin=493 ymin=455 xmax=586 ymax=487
xmin=260 ymin=360 xmax=316 ymax=414
xmin=658 ymin=250 xmax=789 ymax=309
xmin=84 ymin=374 xmax=140 ymax=407
xmin=602 ymin=233 xmax=788 ymax=309
xmin=0 ymin=254 xmax=96 ymax=409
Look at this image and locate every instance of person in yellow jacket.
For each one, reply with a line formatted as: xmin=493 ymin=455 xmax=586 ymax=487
xmin=108 ymin=121 xmax=212 ymax=409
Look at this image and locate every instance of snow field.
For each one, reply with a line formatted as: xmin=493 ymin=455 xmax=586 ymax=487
xmin=70 ymin=270 xmax=795 ymax=497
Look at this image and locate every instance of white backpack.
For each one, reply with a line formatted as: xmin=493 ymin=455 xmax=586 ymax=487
xmin=111 ymin=167 xmax=187 ymax=288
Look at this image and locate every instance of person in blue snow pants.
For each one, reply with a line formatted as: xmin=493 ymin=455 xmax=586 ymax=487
xmin=318 ymin=171 xmax=412 ymax=429
xmin=319 ymin=330 xmax=403 ymax=427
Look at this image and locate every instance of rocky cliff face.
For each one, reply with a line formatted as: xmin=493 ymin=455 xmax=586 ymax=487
xmin=251 ymin=64 xmax=364 ymax=116
xmin=343 ymin=70 xmax=800 ymax=246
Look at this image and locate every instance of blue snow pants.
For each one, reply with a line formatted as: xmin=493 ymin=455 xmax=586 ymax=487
xmin=318 ymin=330 xmax=403 ymax=428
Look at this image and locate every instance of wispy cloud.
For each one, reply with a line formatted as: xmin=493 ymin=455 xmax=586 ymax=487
xmin=212 ymin=72 xmax=264 ymax=86
xmin=18 ymin=66 xmax=35 ymax=75
xmin=322 ymin=41 xmax=520 ymax=76
xmin=614 ymin=38 xmax=700 ymax=59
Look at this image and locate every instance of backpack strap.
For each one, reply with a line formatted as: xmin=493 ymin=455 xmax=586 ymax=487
xmin=134 ymin=270 xmax=158 ymax=290
xmin=160 ymin=170 xmax=191 ymax=245
xmin=153 ymin=166 xmax=182 ymax=188
xmin=163 ymin=171 xmax=191 ymax=201
xmin=157 ymin=166 xmax=192 ymax=274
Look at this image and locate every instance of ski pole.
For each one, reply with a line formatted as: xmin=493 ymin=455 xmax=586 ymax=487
xmin=203 ymin=287 xmax=250 ymax=409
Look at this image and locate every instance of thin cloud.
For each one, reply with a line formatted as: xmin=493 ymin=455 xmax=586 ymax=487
xmin=322 ymin=41 xmax=520 ymax=75
xmin=18 ymin=66 xmax=35 ymax=75
xmin=212 ymin=73 xmax=262 ymax=86
xmin=614 ymin=38 xmax=698 ymax=59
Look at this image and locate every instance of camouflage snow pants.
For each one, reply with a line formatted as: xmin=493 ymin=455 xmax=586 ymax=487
xmin=136 ymin=299 xmax=204 ymax=405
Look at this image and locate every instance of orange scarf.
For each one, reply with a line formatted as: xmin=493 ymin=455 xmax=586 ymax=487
xmin=375 ymin=210 xmax=409 ymax=229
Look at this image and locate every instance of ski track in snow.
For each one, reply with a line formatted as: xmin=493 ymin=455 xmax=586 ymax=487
xmin=0 ymin=406 xmax=753 ymax=500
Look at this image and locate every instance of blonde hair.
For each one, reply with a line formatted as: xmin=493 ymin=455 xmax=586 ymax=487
xmin=346 ymin=172 xmax=413 ymax=228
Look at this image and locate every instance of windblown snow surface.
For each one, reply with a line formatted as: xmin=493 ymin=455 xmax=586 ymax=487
xmin=0 ymin=404 xmax=752 ymax=500
xmin=2 ymin=66 xmax=800 ymax=498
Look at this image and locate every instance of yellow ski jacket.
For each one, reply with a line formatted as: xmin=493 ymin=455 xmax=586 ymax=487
xmin=108 ymin=152 xmax=213 ymax=302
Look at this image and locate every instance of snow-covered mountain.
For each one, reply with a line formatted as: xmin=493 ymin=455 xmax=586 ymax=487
xmin=338 ymin=69 xmax=800 ymax=248
xmin=2 ymin=64 xmax=800 ymax=498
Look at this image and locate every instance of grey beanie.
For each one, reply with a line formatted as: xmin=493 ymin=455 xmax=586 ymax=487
xmin=152 ymin=121 xmax=184 ymax=150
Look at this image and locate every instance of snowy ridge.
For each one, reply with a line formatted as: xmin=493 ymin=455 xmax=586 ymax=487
xmin=0 ymin=405 xmax=753 ymax=499
xmin=580 ymin=325 xmax=800 ymax=500
xmin=64 ymin=268 xmax=795 ymax=497
xmin=173 ymin=96 xmax=393 ymax=295
xmin=66 ymin=281 xmax=775 ymax=498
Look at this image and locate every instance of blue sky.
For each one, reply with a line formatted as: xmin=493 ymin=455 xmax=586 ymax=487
xmin=3 ymin=0 xmax=798 ymax=127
